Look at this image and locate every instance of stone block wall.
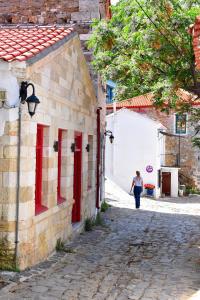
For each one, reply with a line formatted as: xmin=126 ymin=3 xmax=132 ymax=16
xmin=0 ymin=34 xmax=98 ymax=269
xmin=0 ymin=0 xmax=103 ymax=25
xmin=0 ymin=0 xmax=78 ymax=24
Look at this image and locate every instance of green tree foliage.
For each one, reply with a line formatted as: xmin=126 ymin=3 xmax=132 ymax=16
xmin=88 ymin=0 xmax=200 ymax=108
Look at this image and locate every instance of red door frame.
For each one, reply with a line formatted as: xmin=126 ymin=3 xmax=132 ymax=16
xmin=96 ymin=108 xmax=102 ymax=209
xmin=57 ymin=129 xmax=62 ymax=201
xmin=57 ymin=129 xmax=66 ymax=204
xmin=35 ymin=124 xmax=48 ymax=215
xmin=72 ymin=132 xmax=82 ymax=222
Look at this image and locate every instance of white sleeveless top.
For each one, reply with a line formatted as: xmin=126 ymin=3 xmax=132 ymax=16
xmin=133 ymin=176 xmax=143 ymax=187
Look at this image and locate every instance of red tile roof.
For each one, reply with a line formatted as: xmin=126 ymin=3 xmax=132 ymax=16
xmin=0 ymin=26 xmax=74 ymax=62
xmin=107 ymin=93 xmax=154 ymax=109
xmin=106 ymin=90 xmax=200 ymax=109
xmin=192 ymin=16 xmax=200 ymax=70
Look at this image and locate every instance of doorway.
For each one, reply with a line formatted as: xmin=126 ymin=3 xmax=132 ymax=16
xmin=162 ymin=172 xmax=171 ymax=196
xmin=72 ymin=132 xmax=82 ymax=223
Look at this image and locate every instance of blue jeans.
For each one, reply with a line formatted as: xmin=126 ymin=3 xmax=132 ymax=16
xmin=134 ymin=186 xmax=142 ymax=208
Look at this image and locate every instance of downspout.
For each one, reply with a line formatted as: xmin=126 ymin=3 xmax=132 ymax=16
xmin=15 ymin=103 xmax=22 ymax=268
xmin=96 ymin=107 xmax=102 ymax=209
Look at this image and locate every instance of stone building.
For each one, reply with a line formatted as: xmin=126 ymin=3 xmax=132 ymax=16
xmin=0 ymin=25 xmax=101 ymax=270
xmin=107 ymin=93 xmax=200 ymax=189
xmin=0 ymin=0 xmax=111 ymax=25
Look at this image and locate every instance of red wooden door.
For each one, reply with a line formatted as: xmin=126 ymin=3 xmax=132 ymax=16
xmin=35 ymin=125 xmax=44 ymax=215
xmin=72 ymin=132 xmax=82 ymax=222
xmin=162 ymin=172 xmax=171 ymax=196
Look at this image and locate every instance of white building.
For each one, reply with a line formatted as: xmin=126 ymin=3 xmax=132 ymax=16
xmin=105 ymin=108 xmax=179 ymax=198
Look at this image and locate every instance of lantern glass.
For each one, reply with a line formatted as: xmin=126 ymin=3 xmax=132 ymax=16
xmin=26 ymin=94 xmax=40 ymax=117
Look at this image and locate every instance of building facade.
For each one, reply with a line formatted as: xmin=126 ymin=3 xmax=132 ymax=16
xmin=0 ymin=0 xmax=111 ymax=25
xmin=107 ymin=93 xmax=200 ymax=189
xmin=0 ymin=26 xmax=100 ymax=270
xmin=105 ymin=108 xmax=179 ymax=198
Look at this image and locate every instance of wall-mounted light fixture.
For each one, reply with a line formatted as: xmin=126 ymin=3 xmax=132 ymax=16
xmin=19 ymin=81 xmax=40 ymax=117
xmin=86 ymin=144 xmax=90 ymax=152
xmin=71 ymin=142 xmax=75 ymax=153
xmin=53 ymin=141 xmax=59 ymax=152
xmin=105 ymin=130 xmax=114 ymax=144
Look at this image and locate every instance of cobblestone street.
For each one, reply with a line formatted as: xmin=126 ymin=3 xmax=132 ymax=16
xmin=1 ymin=180 xmax=200 ymax=300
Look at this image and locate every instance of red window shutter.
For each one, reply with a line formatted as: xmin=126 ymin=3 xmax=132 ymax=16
xmin=57 ymin=129 xmax=62 ymax=201
xmin=35 ymin=124 xmax=48 ymax=215
xmin=57 ymin=129 xmax=66 ymax=204
xmin=72 ymin=132 xmax=82 ymax=222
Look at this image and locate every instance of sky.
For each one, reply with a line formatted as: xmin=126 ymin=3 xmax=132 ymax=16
xmin=111 ymin=0 xmax=120 ymax=5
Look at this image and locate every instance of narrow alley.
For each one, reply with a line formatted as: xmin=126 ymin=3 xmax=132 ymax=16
xmin=1 ymin=180 xmax=200 ymax=300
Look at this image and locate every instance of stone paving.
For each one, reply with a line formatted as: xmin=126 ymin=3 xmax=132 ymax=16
xmin=0 ymin=179 xmax=200 ymax=300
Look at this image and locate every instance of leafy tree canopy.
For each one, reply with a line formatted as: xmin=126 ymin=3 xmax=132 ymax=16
xmin=88 ymin=0 xmax=200 ymax=109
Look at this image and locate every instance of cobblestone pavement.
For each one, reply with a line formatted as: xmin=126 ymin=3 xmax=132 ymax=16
xmin=0 ymin=180 xmax=200 ymax=300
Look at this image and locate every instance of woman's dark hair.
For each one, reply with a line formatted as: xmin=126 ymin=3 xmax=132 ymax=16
xmin=136 ymin=171 xmax=140 ymax=177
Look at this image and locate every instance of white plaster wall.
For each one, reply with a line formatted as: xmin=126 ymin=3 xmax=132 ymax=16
xmin=155 ymin=131 xmax=166 ymax=198
xmin=0 ymin=62 xmax=22 ymax=136
xmin=0 ymin=65 xmax=19 ymax=106
xmin=171 ymin=168 xmax=179 ymax=197
xmin=105 ymin=109 xmax=165 ymax=198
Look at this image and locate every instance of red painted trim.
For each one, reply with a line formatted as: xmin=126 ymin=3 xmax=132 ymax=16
xmin=35 ymin=124 xmax=48 ymax=215
xmin=87 ymin=135 xmax=91 ymax=191
xmin=57 ymin=129 xmax=62 ymax=200
xmin=57 ymin=129 xmax=66 ymax=204
xmin=96 ymin=109 xmax=101 ymax=209
xmin=72 ymin=132 xmax=82 ymax=222
xmin=106 ymin=0 xmax=112 ymax=19
xmin=35 ymin=204 xmax=48 ymax=215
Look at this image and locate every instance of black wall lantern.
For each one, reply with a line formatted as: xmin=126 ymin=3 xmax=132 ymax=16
xmin=86 ymin=144 xmax=90 ymax=152
xmin=71 ymin=143 xmax=75 ymax=153
xmin=105 ymin=130 xmax=114 ymax=143
xmin=20 ymin=81 xmax=40 ymax=117
xmin=53 ymin=141 xmax=59 ymax=152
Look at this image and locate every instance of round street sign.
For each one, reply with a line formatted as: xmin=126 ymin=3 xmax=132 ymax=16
xmin=146 ymin=165 xmax=153 ymax=173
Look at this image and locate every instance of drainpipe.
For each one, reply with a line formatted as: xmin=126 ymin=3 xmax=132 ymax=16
xmin=14 ymin=104 xmax=22 ymax=268
xmin=96 ymin=107 xmax=102 ymax=209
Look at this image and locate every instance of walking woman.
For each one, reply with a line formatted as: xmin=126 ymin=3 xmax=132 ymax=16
xmin=130 ymin=171 xmax=143 ymax=209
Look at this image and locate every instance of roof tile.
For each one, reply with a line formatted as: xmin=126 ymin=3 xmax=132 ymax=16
xmin=0 ymin=26 xmax=74 ymax=62
xmin=107 ymin=93 xmax=154 ymax=109
xmin=1 ymin=54 xmax=15 ymax=60
xmin=107 ymin=90 xmax=200 ymax=109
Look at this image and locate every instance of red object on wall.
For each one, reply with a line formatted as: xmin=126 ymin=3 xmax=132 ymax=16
xmin=72 ymin=132 xmax=82 ymax=223
xmin=192 ymin=16 xmax=200 ymax=71
xmin=105 ymin=0 xmax=112 ymax=19
xmin=35 ymin=124 xmax=48 ymax=215
xmin=96 ymin=108 xmax=101 ymax=209
xmin=57 ymin=129 xmax=66 ymax=204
